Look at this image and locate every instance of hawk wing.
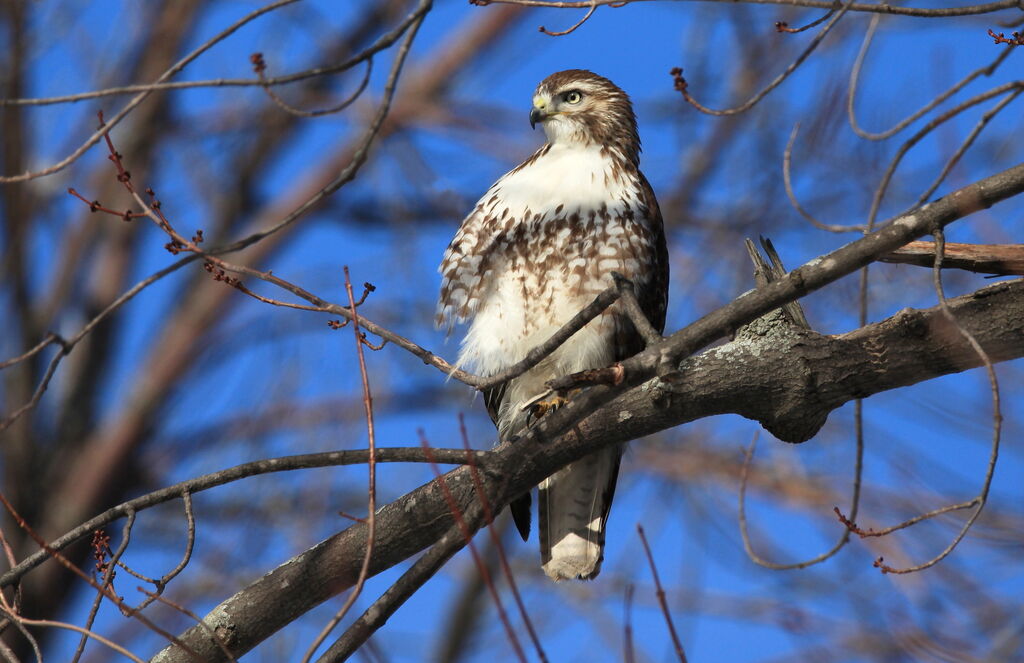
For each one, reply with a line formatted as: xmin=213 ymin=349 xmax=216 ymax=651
xmin=483 ymin=381 xmax=532 ymax=541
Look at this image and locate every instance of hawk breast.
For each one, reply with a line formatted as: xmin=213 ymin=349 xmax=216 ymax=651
xmin=438 ymin=141 xmax=660 ymax=430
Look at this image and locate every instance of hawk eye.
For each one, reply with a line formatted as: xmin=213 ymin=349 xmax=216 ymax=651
xmin=564 ymin=90 xmax=583 ymax=104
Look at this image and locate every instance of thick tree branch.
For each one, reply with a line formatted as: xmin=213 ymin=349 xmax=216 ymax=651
xmin=152 ymin=163 xmax=1024 ymax=661
xmin=620 ymin=277 xmax=1022 ymax=443
xmin=150 ymin=275 xmax=1023 ymax=662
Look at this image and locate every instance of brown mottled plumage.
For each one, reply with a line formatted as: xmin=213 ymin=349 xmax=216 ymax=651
xmin=437 ymin=70 xmax=668 ymax=581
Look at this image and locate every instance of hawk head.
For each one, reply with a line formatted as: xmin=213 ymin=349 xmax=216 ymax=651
xmin=529 ymin=69 xmax=640 ymax=165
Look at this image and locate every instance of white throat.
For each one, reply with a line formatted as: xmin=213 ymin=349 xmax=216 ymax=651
xmin=541 ymin=116 xmax=586 ymax=146
xmin=485 ymin=142 xmax=632 ymax=225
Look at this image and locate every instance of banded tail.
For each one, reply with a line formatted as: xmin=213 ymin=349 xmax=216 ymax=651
xmin=538 ymin=445 xmax=622 ymax=581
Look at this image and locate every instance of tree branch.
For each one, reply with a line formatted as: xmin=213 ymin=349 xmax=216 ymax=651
xmin=150 ymin=275 xmax=1023 ymax=662
xmin=0 ymin=447 xmax=477 ymax=589
xmin=881 ymin=241 xmax=1024 ymax=275
xmin=151 ymin=161 xmax=1024 ymax=661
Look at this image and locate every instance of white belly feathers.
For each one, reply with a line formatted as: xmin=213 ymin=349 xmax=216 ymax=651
xmin=447 ymin=142 xmax=649 ymax=433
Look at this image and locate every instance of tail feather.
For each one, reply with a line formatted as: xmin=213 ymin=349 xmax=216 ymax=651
xmin=539 ymin=446 xmax=622 ymax=581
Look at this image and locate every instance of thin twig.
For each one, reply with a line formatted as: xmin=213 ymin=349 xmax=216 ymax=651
xmin=0 ymin=493 xmax=207 ymax=662
xmin=254 ymin=54 xmax=374 ymax=118
xmin=418 ymin=433 xmax=528 ymax=663
xmin=539 ymin=0 xmax=597 ymax=35
xmin=0 ymin=622 xmax=38 ymax=663
xmin=864 ymin=81 xmax=1024 ymax=231
xmin=188 ymin=257 xmax=626 ymax=394
xmin=910 ymin=88 xmax=1023 ymax=207
xmin=0 ymin=527 xmax=21 ymax=630
xmin=70 ymin=513 xmax=136 ymax=663
xmin=138 ymin=591 xmax=238 ymax=663
xmin=475 ymin=0 xmax=1022 ymax=17
xmin=458 ymin=414 xmax=548 ymax=663
xmin=623 ymin=584 xmax=636 ymax=663
xmin=834 ymin=500 xmax=975 ymax=538
xmin=775 ymin=7 xmax=835 ymax=32
xmin=0 ymin=333 xmax=66 ymax=371
xmin=738 ymin=431 xmax=864 ymax=570
xmin=0 ymin=0 xmax=302 ymax=182
xmin=0 ymin=612 xmax=147 ymax=663
xmin=315 ymin=522 xmax=472 ymax=662
xmin=0 ymin=446 xmax=479 ymax=590
xmin=670 ymin=0 xmax=856 ymax=116
xmin=987 ymin=27 xmax=1024 ymax=44
xmin=300 ymin=267 xmax=380 ymax=662
xmin=0 ymin=343 xmax=69 ymax=433
xmin=847 ymin=16 xmax=1015 ymax=140
xmin=636 ymin=525 xmax=688 ymax=663
xmin=212 ymin=0 xmax=432 ymax=242
xmin=611 ymin=273 xmax=662 ymax=346
xmin=782 ymin=124 xmax=866 ymax=233
xmin=0 ymin=255 xmax=197 ymax=433
xmin=0 ymin=4 xmax=424 ymax=108
xmin=0 ymin=587 xmax=41 ymax=663
xmin=471 ymin=283 xmax=624 ymax=389
xmin=122 ymin=492 xmax=196 ymax=611
xmin=850 ymin=227 xmax=1001 ymax=574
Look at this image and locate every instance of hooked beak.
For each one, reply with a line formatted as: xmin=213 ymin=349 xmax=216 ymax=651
xmin=529 ymin=107 xmax=545 ymax=130
xmin=530 ymin=94 xmax=550 ymax=130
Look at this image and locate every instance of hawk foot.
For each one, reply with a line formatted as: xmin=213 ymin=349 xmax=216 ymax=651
xmin=526 ymin=389 xmax=580 ymax=427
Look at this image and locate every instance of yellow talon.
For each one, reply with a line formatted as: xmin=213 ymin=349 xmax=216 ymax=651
xmin=530 ymin=395 xmax=569 ymax=420
xmin=526 ymin=388 xmax=581 ymax=426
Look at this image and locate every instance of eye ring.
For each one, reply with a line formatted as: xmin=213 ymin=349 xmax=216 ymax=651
xmin=564 ymin=90 xmax=583 ymax=104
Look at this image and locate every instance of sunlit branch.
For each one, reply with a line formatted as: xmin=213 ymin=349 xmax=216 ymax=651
xmin=880 ymin=241 xmax=1024 ymax=275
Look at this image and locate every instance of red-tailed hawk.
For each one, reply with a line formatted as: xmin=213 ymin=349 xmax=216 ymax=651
xmin=438 ymin=70 xmax=668 ymax=581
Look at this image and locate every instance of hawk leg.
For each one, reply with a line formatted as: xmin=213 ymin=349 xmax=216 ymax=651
xmin=526 ymin=388 xmax=580 ymax=427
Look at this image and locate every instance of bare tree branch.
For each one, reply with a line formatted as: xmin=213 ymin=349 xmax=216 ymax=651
xmin=0 ymin=447 xmax=478 ymax=589
xmin=881 ymin=241 xmax=1024 ymax=275
xmin=149 ymin=273 xmax=1022 ymax=661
